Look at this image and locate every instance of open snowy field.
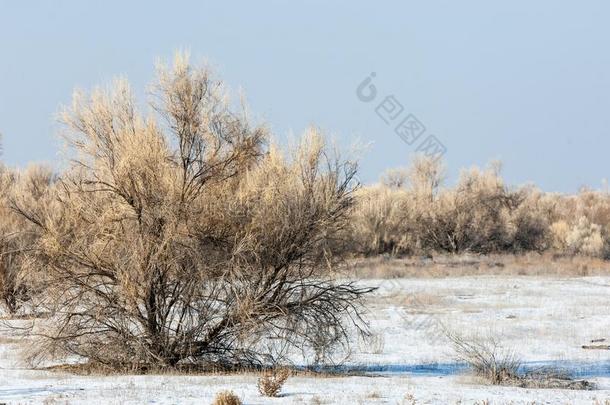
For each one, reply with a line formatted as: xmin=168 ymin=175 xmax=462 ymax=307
xmin=1 ymin=273 xmax=610 ymax=404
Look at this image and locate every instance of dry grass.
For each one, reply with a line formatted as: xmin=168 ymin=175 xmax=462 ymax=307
xmin=365 ymin=390 xmax=381 ymax=399
xmin=257 ymin=368 xmax=290 ymax=397
xmin=402 ymin=393 xmax=417 ymax=405
xmin=348 ymin=253 xmax=610 ymax=279
xmin=211 ymin=390 xmax=242 ymax=405
xmin=308 ymin=396 xmax=328 ymax=405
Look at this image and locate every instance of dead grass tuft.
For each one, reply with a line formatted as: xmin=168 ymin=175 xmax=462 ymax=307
xmin=211 ymin=390 xmax=242 ymax=405
xmin=257 ymin=367 xmax=290 ymax=397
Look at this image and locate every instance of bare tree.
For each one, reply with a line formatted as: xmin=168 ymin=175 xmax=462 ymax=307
xmin=16 ymin=53 xmax=372 ymax=370
xmin=408 ymin=155 xmax=445 ymax=203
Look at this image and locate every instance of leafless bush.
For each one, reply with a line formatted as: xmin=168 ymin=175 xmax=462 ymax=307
xmin=14 ymin=52 xmax=373 ymax=370
xmin=448 ymin=332 xmax=521 ymax=384
xmin=349 ymin=158 xmax=551 ymax=256
xmin=0 ymin=166 xmax=21 ymax=313
xmin=0 ymin=165 xmax=54 ymax=313
xmin=417 ymin=164 xmax=539 ymax=254
xmin=257 ymin=367 xmax=290 ymax=397
xmin=347 ymin=157 xmax=610 ymax=258
xmin=505 ymin=186 xmax=552 ymax=252
xmin=549 ymin=189 xmax=610 ymax=258
xmin=212 ymin=390 xmax=242 ymax=405
xmin=380 ymin=167 xmax=408 ymax=189
xmin=408 ymin=154 xmax=445 ymax=203
xmin=348 ymin=185 xmax=412 ymax=255
xmin=566 ymin=216 xmax=605 ymax=256
xmin=449 ymin=332 xmax=594 ymax=390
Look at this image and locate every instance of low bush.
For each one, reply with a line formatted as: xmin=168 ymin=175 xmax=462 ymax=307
xmin=448 ymin=332 xmax=520 ymax=384
xmin=0 ymin=165 xmax=54 ymax=313
xmin=257 ymin=368 xmax=290 ymax=397
xmin=211 ymin=390 xmax=242 ymax=405
xmin=449 ymin=332 xmax=594 ymax=390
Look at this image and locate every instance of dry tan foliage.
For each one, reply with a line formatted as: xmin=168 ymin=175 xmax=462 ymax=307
xmin=349 ymin=185 xmax=412 ymax=255
xmin=546 ymin=189 xmax=610 ymax=258
xmin=13 ymin=52 xmax=372 ymax=370
xmin=2 ymin=51 xmax=609 ymax=380
xmin=349 ymin=156 xmax=610 ymax=258
xmin=257 ymin=367 xmax=290 ymax=397
xmin=0 ymin=165 xmax=54 ymax=313
xmin=380 ymin=167 xmax=408 ymax=189
xmin=211 ymin=390 xmax=242 ymax=405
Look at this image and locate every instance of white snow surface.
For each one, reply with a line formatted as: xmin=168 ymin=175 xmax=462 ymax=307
xmin=0 ymin=275 xmax=609 ymax=404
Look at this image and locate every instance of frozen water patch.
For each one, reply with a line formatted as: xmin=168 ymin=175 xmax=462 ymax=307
xmin=305 ymin=360 xmax=610 ymax=378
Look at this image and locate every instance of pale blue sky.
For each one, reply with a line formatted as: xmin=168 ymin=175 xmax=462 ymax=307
xmin=1 ymin=1 xmax=609 ymax=192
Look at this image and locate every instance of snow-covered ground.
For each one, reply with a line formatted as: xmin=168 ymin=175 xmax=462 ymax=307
xmin=1 ymin=275 xmax=610 ymax=404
